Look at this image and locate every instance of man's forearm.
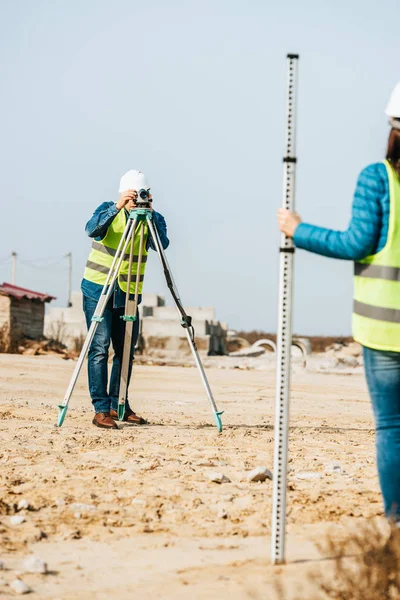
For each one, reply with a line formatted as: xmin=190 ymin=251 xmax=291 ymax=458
xmin=85 ymin=202 xmax=119 ymax=239
xmin=148 ymin=212 xmax=170 ymax=250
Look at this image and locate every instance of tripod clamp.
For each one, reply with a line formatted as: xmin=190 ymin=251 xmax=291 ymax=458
xmin=92 ymin=315 xmax=104 ymax=323
xmin=129 ymin=206 xmax=153 ymax=220
xmin=180 ymin=315 xmax=192 ymax=328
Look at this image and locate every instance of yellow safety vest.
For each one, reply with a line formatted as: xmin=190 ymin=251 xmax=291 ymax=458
xmin=83 ymin=208 xmax=148 ymax=295
xmin=353 ymin=160 xmax=400 ymax=351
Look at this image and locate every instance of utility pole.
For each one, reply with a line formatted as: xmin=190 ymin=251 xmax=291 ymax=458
xmin=11 ymin=252 xmax=17 ymax=285
xmin=65 ymin=252 xmax=72 ymax=307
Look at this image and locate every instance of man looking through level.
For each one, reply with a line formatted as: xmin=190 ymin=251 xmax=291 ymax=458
xmin=81 ymin=170 xmax=169 ymax=429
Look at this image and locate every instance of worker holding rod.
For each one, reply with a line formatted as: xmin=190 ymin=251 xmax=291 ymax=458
xmin=278 ymin=83 xmax=400 ymax=522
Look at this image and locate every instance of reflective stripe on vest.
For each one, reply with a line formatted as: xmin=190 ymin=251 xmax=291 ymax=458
xmin=90 ymin=240 xmax=148 ymax=263
xmin=353 ymin=160 xmax=400 ymax=351
xmin=83 ymin=209 xmax=148 ymax=295
xmin=354 ymin=263 xmax=400 ymax=282
xmin=353 ymin=300 xmax=400 ymax=324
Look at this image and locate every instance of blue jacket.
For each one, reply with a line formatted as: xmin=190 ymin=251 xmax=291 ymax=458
xmin=81 ymin=202 xmax=169 ymax=307
xmin=293 ymin=162 xmax=390 ymax=260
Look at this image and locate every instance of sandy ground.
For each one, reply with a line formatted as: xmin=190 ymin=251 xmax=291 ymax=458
xmin=0 ymin=354 xmax=383 ymax=599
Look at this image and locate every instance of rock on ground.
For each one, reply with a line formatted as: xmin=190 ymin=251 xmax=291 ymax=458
xmin=207 ymin=471 xmax=231 ymax=484
xmin=247 ymin=466 xmax=273 ymax=482
xmin=22 ymin=555 xmax=48 ymax=574
xmin=17 ymin=499 xmax=30 ymax=511
xmin=10 ymin=515 xmax=26 ymax=526
xmin=10 ymin=579 xmax=32 ymax=595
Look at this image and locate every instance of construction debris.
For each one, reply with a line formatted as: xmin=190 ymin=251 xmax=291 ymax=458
xmin=326 ymin=341 xmax=362 ymax=356
xmin=229 ymin=347 xmax=265 ymax=358
xmin=323 ymin=341 xmax=363 ymax=369
xmin=17 ymin=338 xmax=75 ymax=360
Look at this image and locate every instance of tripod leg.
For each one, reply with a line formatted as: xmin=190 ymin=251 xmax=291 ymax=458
xmin=117 ymin=222 xmax=145 ymax=421
xmin=57 ymin=218 xmax=137 ymax=426
xmin=147 ymin=217 xmax=223 ymax=432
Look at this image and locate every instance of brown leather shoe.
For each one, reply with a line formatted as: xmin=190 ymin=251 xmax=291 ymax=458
xmin=110 ymin=407 xmax=147 ymax=425
xmin=92 ymin=412 xmax=119 ymax=429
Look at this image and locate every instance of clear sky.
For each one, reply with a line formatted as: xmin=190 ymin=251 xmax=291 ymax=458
xmin=0 ymin=0 xmax=398 ymax=334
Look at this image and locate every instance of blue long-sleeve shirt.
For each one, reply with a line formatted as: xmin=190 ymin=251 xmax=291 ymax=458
xmin=81 ymin=202 xmax=169 ymax=307
xmin=293 ymin=162 xmax=390 ymax=260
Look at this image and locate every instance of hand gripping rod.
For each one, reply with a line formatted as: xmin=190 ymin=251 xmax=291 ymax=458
xmin=271 ymin=53 xmax=299 ymax=565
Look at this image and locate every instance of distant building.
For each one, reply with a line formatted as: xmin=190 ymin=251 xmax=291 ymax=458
xmin=139 ymin=295 xmax=227 ymax=355
xmin=45 ymin=291 xmax=227 ymax=355
xmin=0 ymin=282 xmax=56 ymax=341
xmin=44 ymin=290 xmax=87 ymax=349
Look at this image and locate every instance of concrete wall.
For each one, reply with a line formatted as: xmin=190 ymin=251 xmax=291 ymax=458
xmin=139 ymin=294 xmax=165 ymax=318
xmin=143 ymin=335 xmax=211 ymax=353
xmin=141 ymin=316 xmax=227 ymax=356
xmin=45 ymin=290 xmax=227 ymax=354
xmin=45 ymin=290 xmax=87 ymax=348
xmin=141 ymin=317 xmax=211 ymax=337
xmin=150 ymin=306 xmax=215 ymax=321
xmin=141 ymin=294 xmax=165 ymax=308
xmin=44 ymin=291 xmax=168 ymax=349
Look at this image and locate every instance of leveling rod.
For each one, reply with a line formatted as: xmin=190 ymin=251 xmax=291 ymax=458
xmin=271 ymin=53 xmax=299 ymax=565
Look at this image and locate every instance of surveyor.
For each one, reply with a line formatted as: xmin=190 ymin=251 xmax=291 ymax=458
xmin=278 ymin=83 xmax=400 ymax=521
xmin=81 ymin=170 xmax=169 ymax=430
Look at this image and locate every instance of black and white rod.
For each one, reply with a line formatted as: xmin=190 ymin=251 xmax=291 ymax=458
xmin=271 ymin=53 xmax=299 ymax=565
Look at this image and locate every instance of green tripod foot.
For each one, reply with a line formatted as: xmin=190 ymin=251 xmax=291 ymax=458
xmin=213 ymin=410 xmax=224 ymax=433
xmin=57 ymin=405 xmax=68 ymax=427
xmin=118 ymin=404 xmax=125 ymax=422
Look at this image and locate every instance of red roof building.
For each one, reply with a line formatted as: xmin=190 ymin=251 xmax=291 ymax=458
xmin=0 ymin=283 xmax=56 ymax=347
xmin=0 ymin=283 xmax=56 ymax=303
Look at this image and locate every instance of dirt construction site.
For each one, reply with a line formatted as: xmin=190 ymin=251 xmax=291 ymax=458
xmin=0 ymin=350 xmax=387 ymax=599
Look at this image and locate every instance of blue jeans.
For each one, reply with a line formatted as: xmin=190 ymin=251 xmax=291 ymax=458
xmin=364 ymin=346 xmax=400 ymax=518
xmin=82 ymin=295 xmax=139 ymax=414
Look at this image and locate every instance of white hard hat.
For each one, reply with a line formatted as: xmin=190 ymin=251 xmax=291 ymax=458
xmin=118 ymin=170 xmax=150 ymax=193
xmin=386 ymin=83 xmax=400 ymax=118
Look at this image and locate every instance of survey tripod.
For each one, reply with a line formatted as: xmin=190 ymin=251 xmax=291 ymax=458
xmin=56 ymin=202 xmax=224 ymax=432
xmin=271 ymin=54 xmax=299 ymax=565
